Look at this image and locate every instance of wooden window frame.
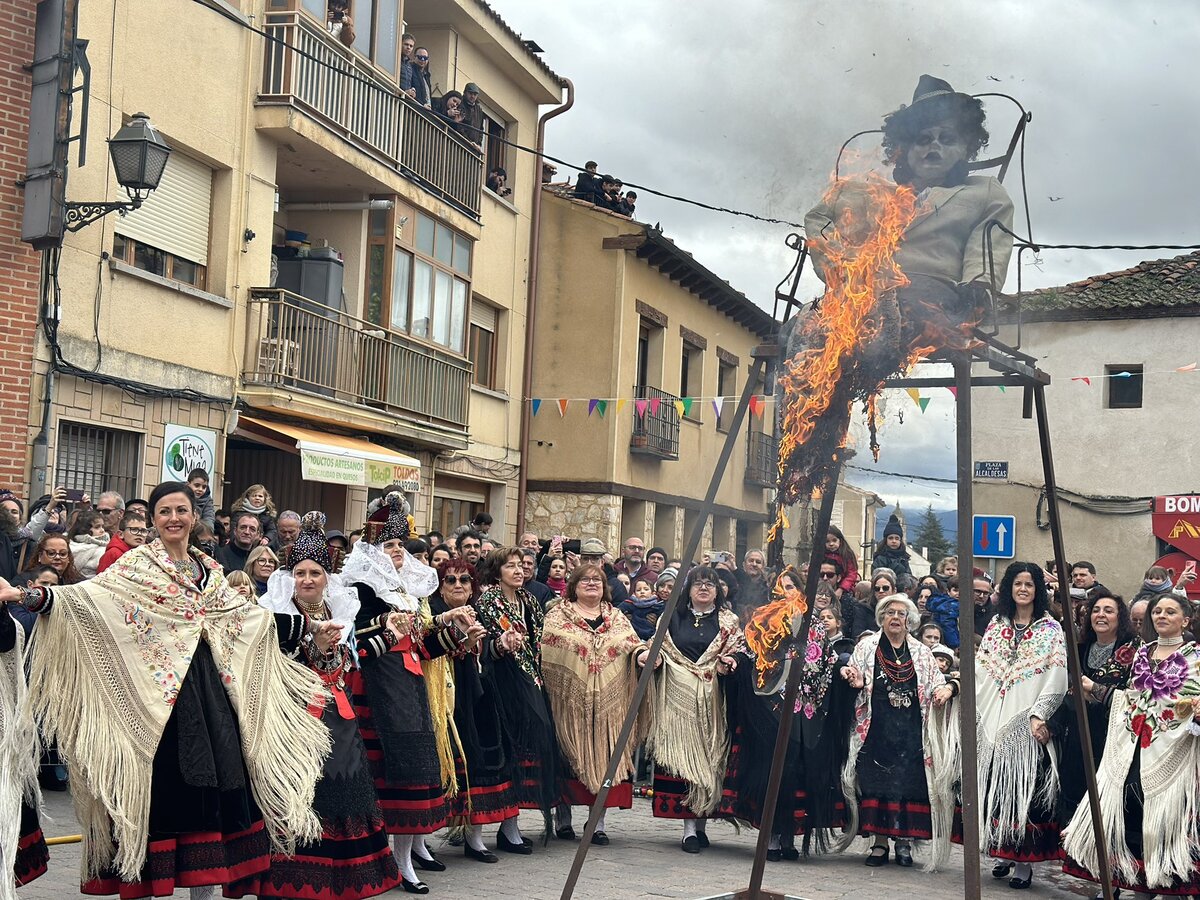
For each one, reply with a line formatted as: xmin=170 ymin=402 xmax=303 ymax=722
xmin=469 ymin=319 xmax=498 ymax=390
xmin=111 ymin=233 xmax=208 ymax=290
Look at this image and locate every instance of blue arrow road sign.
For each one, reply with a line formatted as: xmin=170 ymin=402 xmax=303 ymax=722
xmin=973 ymin=515 xmax=1016 ymax=559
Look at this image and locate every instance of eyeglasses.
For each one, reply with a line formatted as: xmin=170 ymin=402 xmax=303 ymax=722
xmin=442 ymin=575 xmax=472 ymax=585
xmin=874 ymin=585 xmax=893 ymax=593
xmin=692 ymin=581 xmax=716 ymax=590
xmin=577 ymin=576 xmax=604 ymax=585
xmin=125 ymin=527 xmax=149 ymax=536
xmin=974 ymin=589 xmax=992 ymax=597
xmin=42 ymin=549 xmax=69 ymax=558
xmin=97 ymin=508 xmax=115 ymax=515
xmin=819 ymin=571 xmax=838 ymax=579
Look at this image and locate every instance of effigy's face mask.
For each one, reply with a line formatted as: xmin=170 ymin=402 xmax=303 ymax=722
xmin=905 ymin=121 xmax=967 ymax=186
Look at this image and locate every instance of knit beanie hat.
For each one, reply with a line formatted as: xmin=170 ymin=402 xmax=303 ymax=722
xmin=883 ymin=515 xmax=904 ymax=539
xmin=659 ymin=566 xmax=680 ymax=583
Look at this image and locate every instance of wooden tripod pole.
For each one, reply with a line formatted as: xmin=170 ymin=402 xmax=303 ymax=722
xmin=558 ymin=351 xmax=771 ymax=900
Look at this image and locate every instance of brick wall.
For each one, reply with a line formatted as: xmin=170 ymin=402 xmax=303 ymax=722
xmin=0 ymin=5 xmax=41 ymax=493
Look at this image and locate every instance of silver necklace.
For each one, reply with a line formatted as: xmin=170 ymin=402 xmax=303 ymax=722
xmin=1159 ymin=634 xmax=1185 ymax=647
xmin=170 ymin=555 xmax=201 ymax=581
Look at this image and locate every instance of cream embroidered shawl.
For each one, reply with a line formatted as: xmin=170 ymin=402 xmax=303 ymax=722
xmin=26 ymin=540 xmax=331 ymax=880
xmin=1 ymin=617 xmax=40 ymax=900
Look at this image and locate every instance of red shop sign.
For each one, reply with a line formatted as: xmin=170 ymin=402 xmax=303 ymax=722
xmin=1153 ymin=495 xmax=1200 ymax=560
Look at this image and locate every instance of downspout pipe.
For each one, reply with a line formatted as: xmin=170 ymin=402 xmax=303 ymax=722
xmin=515 ymin=78 xmax=574 ymax=536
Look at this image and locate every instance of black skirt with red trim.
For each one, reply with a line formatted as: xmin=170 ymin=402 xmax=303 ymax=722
xmin=348 ymin=660 xmax=448 ymax=835
xmin=82 ymin=642 xmax=272 ymax=899
xmin=449 ymin=755 xmax=519 ymax=826
xmin=651 ymin=772 xmax=705 ymax=820
xmin=858 ymin=798 xmax=932 ymax=839
xmin=854 ymin=687 xmax=932 ymax=840
xmin=14 ymin=801 xmax=48 ymax=886
xmin=561 ymin=778 xmax=633 ymax=810
xmin=224 ymin=695 xmax=400 ymax=900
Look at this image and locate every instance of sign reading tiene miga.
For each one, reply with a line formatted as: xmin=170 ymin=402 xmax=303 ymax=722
xmin=974 ymin=460 xmax=1009 ymax=480
xmin=161 ymin=424 xmax=218 ymax=483
xmin=300 ymin=448 xmax=366 ymax=486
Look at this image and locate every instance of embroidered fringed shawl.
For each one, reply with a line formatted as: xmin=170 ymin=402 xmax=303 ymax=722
xmin=419 ymin=598 xmax=462 ymax=799
xmin=839 ymin=632 xmax=954 ymax=870
xmin=26 ymin=540 xmax=332 ymax=881
xmin=1 ymin=618 xmax=40 ymax=900
xmin=540 ymin=601 xmax=650 ymax=793
xmin=975 ymin=614 xmax=1067 ymax=853
xmin=1063 ymin=642 xmax=1200 ymax=889
xmin=646 ymin=608 xmax=743 ymax=815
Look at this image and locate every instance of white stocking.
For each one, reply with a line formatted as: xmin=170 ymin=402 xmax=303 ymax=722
xmin=412 ymin=833 xmax=434 ymax=861
xmin=500 ymin=815 xmax=523 ymax=843
xmin=465 ymin=824 xmax=487 ymax=852
xmin=769 ymin=833 xmax=781 ymax=850
xmin=682 ymin=819 xmax=698 ymax=839
xmin=1013 ymin=862 xmax=1032 ymax=882
xmin=393 ymin=833 xmax=418 ymax=883
xmin=594 ymin=811 xmax=607 ymax=833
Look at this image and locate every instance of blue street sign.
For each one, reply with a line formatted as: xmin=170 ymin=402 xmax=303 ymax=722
xmin=973 ymin=515 xmax=1016 ymax=559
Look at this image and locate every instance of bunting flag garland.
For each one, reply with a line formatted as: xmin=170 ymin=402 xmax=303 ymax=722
xmin=557 ymin=398 xmax=569 ymax=417
xmin=635 ymin=398 xmax=649 ymax=419
xmin=1178 ymin=362 xmax=1198 ymax=373
xmin=748 ymin=395 xmax=764 ymax=418
xmin=531 ymin=398 xmax=542 ymax=416
xmin=649 ymin=397 xmax=661 ymax=416
xmin=616 ymin=399 xmax=627 ymax=415
xmin=588 ymin=399 xmax=600 ymax=417
xmin=998 ymin=385 xmax=1007 ymax=393
xmin=918 ymin=397 xmax=931 ymax=413
xmin=596 ymin=399 xmax=607 ymax=418
xmin=947 ymin=386 xmax=958 ymax=398
xmin=905 ymin=387 xmax=922 ymax=407
xmin=681 ymin=397 xmax=694 ymax=417
xmin=711 ymin=397 xmax=725 ymax=419
xmin=1071 ymin=376 xmax=1092 ymax=385
xmin=673 ymin=399 xmax=685 ymax=418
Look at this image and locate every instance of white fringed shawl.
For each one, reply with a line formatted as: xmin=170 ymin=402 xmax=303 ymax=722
xmin=645 ymin=608 xmax=742 ymax=816
xmin=1063 ymin=641 xmax=1200 ymax=889
xmin=975 ymin=614 xmax=1067 ymax=852
xmin=1 ymin=620 xmax=40 ymax=900
xmin=837 ymin=632 xmax=954 ymax=870
xmin=340 ymin=541 xmax=438 ymax=610
xmin=261 ymin=569 xmax=361 ymax=649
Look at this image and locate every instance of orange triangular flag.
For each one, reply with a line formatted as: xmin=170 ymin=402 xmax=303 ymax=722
xmin=557 ymin=398 xmax=569 ymax=416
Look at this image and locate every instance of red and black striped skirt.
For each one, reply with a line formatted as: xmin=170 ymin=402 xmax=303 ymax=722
xmin=14 ymin=801 xmax=48 ymax=886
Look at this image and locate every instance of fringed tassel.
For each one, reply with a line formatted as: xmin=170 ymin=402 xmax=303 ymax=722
xmin=238 ymin=623 xmax=331 ymax=856
xmin=0 ymin=628 xmax=41 ymax=900
xmin=646 ymin=655 xmax=728 ymax=816
xmin=978 ymin=713 xmax=1046 ymax=853
xmin=834 ymin=751 xmax=860 ymax=854
xmin=924 ymin=699 xmax=960 ymax=872
xmin=422 ymin=656 xmax=459 ymax=799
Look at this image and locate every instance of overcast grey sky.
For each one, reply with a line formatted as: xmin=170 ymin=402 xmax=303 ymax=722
xmin=497 ymin=0 xmax=1200 ymax=510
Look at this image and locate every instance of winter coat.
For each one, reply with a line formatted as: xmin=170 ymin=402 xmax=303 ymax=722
xmin=841 ymin=595 xmax=878 ymax=639
xmin=193 ymin=488 xmax=216 ymax=532
xmin=823 ymin=550 xmax=860 ymax=594
xmin=70 ymin=533 xmax=110 ymax=578
xmin=926 ymin=592 xmax=960 ymax=649
xmin=872 ymin=545 xmax=912 ymax=579
xmin=230 ymin=503 xmax=277 ymax=547
xmin=96 ymin=533 xmax=133 ymax=574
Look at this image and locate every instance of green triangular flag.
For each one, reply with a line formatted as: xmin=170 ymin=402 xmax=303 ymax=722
xmin=918 ymin=397 xmax=931 ymax=413
xmin=596 ymin=399 xmax=607 ymax=418
xmin=681 ymin=397 xmax=693 ymax=416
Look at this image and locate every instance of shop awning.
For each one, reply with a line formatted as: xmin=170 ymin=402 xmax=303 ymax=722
xmin=236 ymin=416 xmax=421 ymax=491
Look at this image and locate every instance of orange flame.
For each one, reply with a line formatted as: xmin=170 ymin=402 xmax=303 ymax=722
xmin=744 ymin=571 xmax=809 ymax=687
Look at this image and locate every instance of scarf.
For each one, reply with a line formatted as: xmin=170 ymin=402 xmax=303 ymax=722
xmin=26 ymin=540 xmax=331 ymax=880
xmin=1 ymin=616 xmax=40 ymax=900
xmin=1064 ymin=642 xmax=1200 ymax=889
xmin=839 ymin=632 xmax=954 ymax=870
xmin=646 ymin=607 xmax=742 ymax=815
xmin=238 ymin=501 xmax=268 ymax=515
xmin=540 ymin=601 xmax=650 ymax=793
xmin=974 ymin=614 xmax=1067 ymax=852
xmin=546 ymin=576 xmax=568 ymax=596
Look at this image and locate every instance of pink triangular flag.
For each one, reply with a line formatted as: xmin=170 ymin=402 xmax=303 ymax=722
xmin=1177 ymin=362 xmax=1198 ymax=373
xmin=649 ymin=397 xmax=660 ymax=416
xmin=1070 ymin=376 xmax=1092 ymax=386
xmin=557 ymin=398 xmax=569 ymax=417
xmin=635 ymin=398 xmax=649 ymax=418
xmin=947 ymin=386 xmax=958 ymax=398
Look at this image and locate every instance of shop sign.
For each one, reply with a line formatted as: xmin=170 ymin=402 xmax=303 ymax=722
xmin=161 ymin=424 xmax=218 ymax=483
xmin=366 ymin=459 xmax=421 ymax=492
xmin=1153 ymin=495 xmax=1200 ymax=559
xmin=301 ymin=448 xmax=366 ymax=486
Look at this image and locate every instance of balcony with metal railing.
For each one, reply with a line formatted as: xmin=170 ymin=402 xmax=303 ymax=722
xmin=745 ymin=429 xmax=779 ymax=488
xmin=258 ymin=1 xmax=483 ymax=218
xmin=245 ymin=288 xmax=472 ymax=435
xmin=630 ymin=385 xmax=681 ymax=460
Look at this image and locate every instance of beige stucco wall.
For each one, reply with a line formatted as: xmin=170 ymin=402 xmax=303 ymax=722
xmin=971 ymin=315 xmax=1198 ymax=594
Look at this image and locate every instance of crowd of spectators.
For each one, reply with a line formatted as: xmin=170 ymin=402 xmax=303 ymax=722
xmin=572 ymin=161 xmax=638 ymax=217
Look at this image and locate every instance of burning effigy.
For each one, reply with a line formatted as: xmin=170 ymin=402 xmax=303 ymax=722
xmin=770 ymin=75 xmax=1015 ymax=536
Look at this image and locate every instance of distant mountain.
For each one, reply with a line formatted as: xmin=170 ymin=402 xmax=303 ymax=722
xmin=874 ymin=508 xmax=959 ymax=546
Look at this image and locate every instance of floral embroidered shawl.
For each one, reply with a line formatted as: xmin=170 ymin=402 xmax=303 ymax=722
xmin=840 ymin=632 xmax=952 ymax=870
xmin=475 ymin=585 xmax=545 ymax=687
xmin=974 ymin=614 xmax=1067 ymax=853
xmin=540 ymin=601 xmax=650 ymax=793
xmin=645 ymin=607 xmax=743 ymax=815
xmin=26 ymin=540 xmax=331 ymax=880
xmin=1064 ymin=641 xmax=1200 ymax=889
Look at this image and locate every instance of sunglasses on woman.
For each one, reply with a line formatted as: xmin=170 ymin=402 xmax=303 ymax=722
xmin=443 ymin=575 xmax=472 ymax=585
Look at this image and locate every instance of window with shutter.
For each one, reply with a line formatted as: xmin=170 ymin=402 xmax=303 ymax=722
xmin=55 ymin=423 xmax=142 ymax=501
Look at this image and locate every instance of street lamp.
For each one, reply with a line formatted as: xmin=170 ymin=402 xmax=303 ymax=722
xmin=63 ymin=112 xmax=172 ymax=232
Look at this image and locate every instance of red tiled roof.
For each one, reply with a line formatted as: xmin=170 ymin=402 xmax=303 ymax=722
xmin=1018 ymin=251 xmax=1200 ymax=312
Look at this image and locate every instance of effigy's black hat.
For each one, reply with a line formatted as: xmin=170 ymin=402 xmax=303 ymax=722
xmin=886 ymin=74 xmax=977 ymax=129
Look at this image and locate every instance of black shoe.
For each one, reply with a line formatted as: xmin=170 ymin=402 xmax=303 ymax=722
xmin=682 ymin=835 xmax=701 ymax=854
xmin=413 ymin=852 xmax=446 ymax=872
xmin=865 ymin=845 xmax=889 ymax=867
xmin=590 ymin=831 xmax=610 ymax=846
xmin=992 ymin=861 xmax=1014 ymax=879
xmin=781 ymin=847 xmax=800 ymax=861
xmin=766 ymin=848 xmax=783 ymax=862
xmin=895 ymin=843 xmax=913 ymax=867
xmin=1092 ymin=890 xmax=1120 ymax=900
xmin=496 ymin=831 xmax=533 ymax=855
xmin=696 ymin=831 xmax=710 ymax=849
xmin=1008 ymin=873 xmax=1032 ymax=890
xmin=399 ymin=877 xmax=429 ymax=894
xmin=556 ymin=826 xmax=576 ymax=841
xmin=464 ymin=845 xmax=498 ymax=864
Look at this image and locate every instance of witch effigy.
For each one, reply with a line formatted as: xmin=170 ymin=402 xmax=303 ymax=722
xmin=772 ymin=75 xmax=1015 ymax=522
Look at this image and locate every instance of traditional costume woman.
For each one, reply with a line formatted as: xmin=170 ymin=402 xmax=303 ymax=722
xmin=0 ymin=602 xmax=47 ymax=898
xmin=968 ymin=562 xmax=1066 ymax=889
xmin=341 ymin=493 xmax=468 ymax=894
xmin=0 ymin=481 xmax=330 ymax=900
xmin=540 ymin=566 xmax=650 ymax=843
xmin=646 ymin=566 xmax=743 ymax=853
xmin=838 ymin=595 xmax=955 ymax=870
xmin=429 ymin=559 xmax=518 ymax=863
xmin=720 ymin=570 xmax=849 ymax=860
xmin=227 ymin=512 xmax=400 ymax=900
xmin=472 ymin=548 xmax=560 ymax=851
xmin=1063 ymin=594 xmax=1200 ymax=897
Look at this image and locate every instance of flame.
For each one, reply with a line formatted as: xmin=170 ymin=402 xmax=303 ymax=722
xmin=744 ymin=570 xmax=809 ymax=687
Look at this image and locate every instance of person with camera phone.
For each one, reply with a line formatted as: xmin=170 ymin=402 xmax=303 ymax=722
xmin=326 ymin=0 xmax=354 ymax=46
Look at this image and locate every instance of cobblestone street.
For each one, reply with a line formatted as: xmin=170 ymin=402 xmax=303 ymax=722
xmin=27 ymin=791 xmax=1101 ymax=900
